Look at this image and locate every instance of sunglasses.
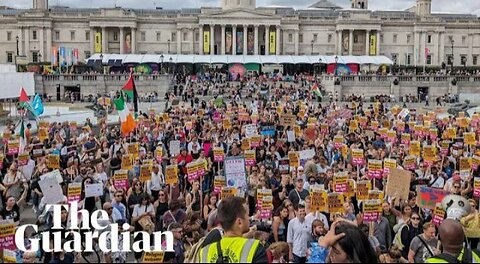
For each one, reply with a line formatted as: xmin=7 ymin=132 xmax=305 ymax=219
xmin=411 ymin=217 xmax=420 ymax=220
xmin=159 ymin=194 xmax=166 ymax=196
xmin=116 ymin=195 xmax=123 ymax=198
xmin=106 ymin=207 xmax=113 ymax=210
xmin=285 ymin=204 xmax=293 ymax=207
xmin=454 ymin=185 xmax=461 ymax=189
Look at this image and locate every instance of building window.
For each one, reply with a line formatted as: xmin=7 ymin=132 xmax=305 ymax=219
xmin=407 ymin=54 xmax=412 ymax=65
xmin=313 ymin=34 xmax=318 ymax=43
xmin=299 ymin=34 xmax=303 ymax=43
xmin=85 ymin=51 xmax=91 ymax=59
xmin=426 ymin=54 xmax=432 ymax=65
xmin=183 ymin=32 xmax=188 ymax=41
xmin=113 ymin=33 xmax=118 ymax=41
xmin=55 ymin=31 xmax=60 ymax=40
xmin=380 ymin=34 xmax=384 ymax=43
xmin=7 ymin=32 xmax=11 ymax=41
xmin=393 ymin=34 xmax=397 ymax=44
xmin=32 ymin=51 xmax=38 ymax=63
xmin=6 ymin=52 xmax=13 ymax=63
xmin=85 ymin=31 xmax=90 ymax=41
xmin=32 ymin=30 xmax=37 ymax=40
xmin=407 ymin=35 xmax=411 ymax=44
xmin=171 ymin=32 xmax=176 ymax=42
xmin=71 ymin=31 xmax=75 ymax=41
xmin=473 ymin=55 xmax=478 ymax=66
xmin=427 ymin=34 xmax=432 ymax=44
xmin=462 ymin=36 xmax=466 ymax=45
xmin=447 ymin=55 xmax=453 ymax=65
xmin=288 ymin=33 xmax=293 ymax=43
xmin=354 ymin=35 xmax=358 ymax=43
xmin=461 ymin=55 xmax=467 ymax=66
xmin=141 ymin=32 xmax=146 ymax=42
xmin=195 ymin=32 xmax=199 ymax=42
xmin=156 ymin=32 xmax=161 ymax=41
xmin=328 ymin=34 xmax=332 ymax=43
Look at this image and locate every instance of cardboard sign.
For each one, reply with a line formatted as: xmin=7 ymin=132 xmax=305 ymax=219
xmin=334 ymin=172 xmax=348 ymax=193
xmin=280 ymin=113 xmax=296 ymax=128
xmin=85 ymin=183 xmax=103 ymax=198
xmin=417 ymin=186 xmax=449 ymax=210
xmin=0 ymin=220 xmax=16 ymax=250
xmin=221 ymin=187 xmax=237 ymax=200
xmin=213 ymin=176 xmax=226 ymax=194
xmin=17 ymin=152 xmax=29 ymax=166
xmin=310 ymin=189 xmax=328 ymax=212
xmin=363 ymin=199 xmax=382 ymax=223
xmin=368 ymin=159 xmax=383 ymax=179
xmin=289 ymin=152 xmax=300 ymax=168
xmin=385 ymin=168 xmax=412 ymax=201
xmin=356 ymin=180 xmax=372 ymax=200
xmin=121 ymin=154 xmax=133 ymax=170
xmin=352 ymin=149 xmax=365 ymax=166
xmin=143 ymin=251 xmax=165 ymax=263
xmin=432 ymin=204 xmax=446 ymax=227
xmin=327 ymin=193 xmax=345 ymax=214
xmin=67 ymin=182 xmax=82 ymax=204
xmin=409 ymin=141 xmax=421 ymax=157
xmin=7 ymin=140 xmax=19 ymax=155
xmin=213 ymin=147 xmax=225 ymax=162
xmin=244 ymin=150 xmax=256 ymax=166
xmin=165 ymin=165 xmax=178 ymax=185
xmin=114 ymin=170 xmax=129 ymax=190
xmin=140 ymin=164 xmax=152 ymax=183
xmin=47 ymin=154 xmax=60 ymax=169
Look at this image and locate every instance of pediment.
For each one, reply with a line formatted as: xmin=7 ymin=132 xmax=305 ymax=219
xmin=207 ymin=8 xmax=274 ymax=18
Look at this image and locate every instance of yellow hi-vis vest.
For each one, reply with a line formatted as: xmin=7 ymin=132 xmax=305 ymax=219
xmin=425 ymin=249 xmax=480 ymax=263
xmin=198 ymin=237 xmax=260 ymax=263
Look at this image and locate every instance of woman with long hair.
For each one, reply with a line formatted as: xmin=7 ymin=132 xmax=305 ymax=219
xmin=132 ymin=193 xmax=155 ymax=262
xmin=271 ymin=205 xmax=289 ymax=243
xmin=127 ymin=178 xmax=145 ymax=218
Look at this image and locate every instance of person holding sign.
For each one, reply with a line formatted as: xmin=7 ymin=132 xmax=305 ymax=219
xmin=460 ymin=199 xmax=480 ymax=250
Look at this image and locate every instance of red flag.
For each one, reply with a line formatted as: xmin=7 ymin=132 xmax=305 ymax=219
xmin=19 ymin=87 xmax=29 ymax=103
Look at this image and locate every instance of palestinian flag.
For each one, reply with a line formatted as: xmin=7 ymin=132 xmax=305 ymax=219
xmin=19 ymin=87 xmax=30 ymax=108
xmin=311 ymin=83 xmax=322 ymax=97
xmin=114 ymin=94 xmax=136 ymax=136
xmin=122 ymin=74 xmax=138 ymax=114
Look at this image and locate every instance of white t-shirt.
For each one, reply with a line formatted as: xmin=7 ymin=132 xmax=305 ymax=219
xmin=132 ymin=204 xmax=155 ymax=218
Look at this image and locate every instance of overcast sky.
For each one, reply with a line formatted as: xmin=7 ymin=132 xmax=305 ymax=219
xmin=3 ymin=0 xmax=480 ymax=15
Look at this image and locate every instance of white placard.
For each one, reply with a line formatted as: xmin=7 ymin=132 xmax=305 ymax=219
xmin=299 ymin=149 xmax=316 ymax=160
xmin=84 ymin=183 xmax=103 ymax=198
xmin=169 ymin=140 xmax=181 ymax=157
xmin=40 ymin=169 xmax=63 ymax=184
xmin=39 ymin=177 xmax=64 ymax=204
xmin=224 ymin=157 xmax=247 ymax=197
xmin=287 ymin=130 xmax=296 ymax=142
xmin=244 ymin=124 xmax=257 ymax=138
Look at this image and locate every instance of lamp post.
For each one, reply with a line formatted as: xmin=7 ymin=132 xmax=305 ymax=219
xmin=169 ymin=57 xmax=173 ymax=74
xmin=160 ymin=54 xmax=164 ymax=74
xmin=318 ymin=58 xmax=322 ymax=74
xmin=450 ymin=39 xmax=454 ymax=74
xmin=311 ymin=39 xmax=314 ymax=55
xmin=167 ymin=39 xmax=171 ymax=54
xmin=334 ymin=55 xmax=338 ymax=76
xmin=15 ymin=36 xmax=19 ymax=71
xmin=100 ymin=53 xmax=104 ymax=74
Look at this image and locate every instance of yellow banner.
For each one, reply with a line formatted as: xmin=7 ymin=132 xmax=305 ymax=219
xmin=369 ymin=34 xmax=377 ymax=56
xmin=94 ymin=32 xmax=102 ymax=53
xmin=203 ymin=31 xmax=210 ymax=54
xmin=269 ymin=31 xmax=276 ymax=54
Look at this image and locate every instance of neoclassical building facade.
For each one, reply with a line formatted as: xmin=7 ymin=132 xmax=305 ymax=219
xmin=1 ymin=0 xmax=480 ymax=67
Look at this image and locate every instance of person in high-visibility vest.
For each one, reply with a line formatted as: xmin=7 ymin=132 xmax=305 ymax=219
xmin=198 ymin=196 xmax=268 ymax=263
xmin=426 ymin=219 xmax=480 ymax=263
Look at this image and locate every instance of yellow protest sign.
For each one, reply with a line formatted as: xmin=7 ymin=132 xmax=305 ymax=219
xmin=409 ymin=141 xmax=421 ymax=157
xmin=363 ymin=199 xmax=382 ymax=222
xmin=447 ymin=127 xmax=457 ymax=139
xmin=368 ymin=190 xmax=384 ymax=201
xmin=241 ymin=138 xmax=251 ymax=151
xmin=47 ymin=154 xmax=60 ymax=169
xmin=223 ymin=118 xmax=232 ymax=129
xmin=142 ymin=251 xmax=165 ymax=263
xmin=464 ymin=132 xmax=476 ymax=146
xmin=17 ymin=152 xmax=29 ymax=166
xmin=140 ymin=164 xmax=152 ymax=183
xmin=423 ymin=145 xmax=437 ymax=162
xmin=346 ymin=179 xmax=356 ymax=198
xmin=328 ymin=193 xmax=345 ymax=214
xmin=349 ymin=120 xmax=359 ymax=131
xmin=221 ymin=187 xmax=237 ymax=200
xmin=341 ymin=145 xmax=348 ymax=159
xmin=351 ymin=149 xmax=365 ymax=165
xmin=128 ymin=143 xmax=139 ymax=159
xmin=334 ymin=172 xmax=348 ymax=193
xmin=38 ymin=127 xmax=48 ymax=141
xmin=7 ymin=140 xmax=19 ymax=155
xmin=288 ymin=152 xmax=300 ymax=168
xmin=310 ymin=189 xmax=328 ymax=212
xmin=383 ymin=158 xmax=397 ymax=176
xmin=460 ymin=157 xmax=472 ymax=171
xmin=121 ymin=154 xmax=133 ymax=170
xmin=165 ymin=165 xmax=178 ymax=185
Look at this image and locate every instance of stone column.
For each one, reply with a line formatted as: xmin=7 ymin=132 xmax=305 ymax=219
xmin=435 ymin=32 xmax=440 ymax=65
xmin=177 ymin=29 xmax=181 ymax=54
xmin=25 ymin=26 xmax=30 ymax=60
xmin=421 ymin=32 xmax=426 ymax=66
xmin=89 ymin=28 xmax=94 ymax=54
xmin=264 ymin=25 xmax=269 ymax=55
xmin=439 ymin=32 xmax=444 ymax=65
xmin=376 ymin=31 xmax=380 ymax=56
xmin=294 ymin=29 xmax=299 ymax=56
xmin=19 ymin=27 xmax=24 ymax=55
xmin=39 ymin=27 xmax=44 ymax=60
xmin=221 ymin=25 xmax=226 ymax=55
xmin=119 ymin=27 xmax=125 ymax=54
xmin=243 ymin=25 xmax=248 ymax=55
xmin=337 ymin=30 xmax=342 ymax=55
xmin=276 ymin=26 xmax=281 ymax=55
xmin=131 ymin=28 xmax=136 ymax=53
xmin=414 ymin=31 xmax=419 ymax=67
xmin=232 ymin=25 xmax=237 ymax=55
xmin=101 ymin=26 xmax=107 ymax=53
xmin=210 ymin=25 xmax=215 ymax=55
xmin=254 ymin=25 xmax=259 ymax=55
xmin=46 ymin=27 xmax=52 ymax=58
xmin=348 ymin=30 xmax=353 ymax=55
xmin=199 ymin=25 xmax=204 ymax=55
xmin=365 ymin=30 xmax=370 ymax=55
xmin=468 ymin=33 xmax=473 ymax=66
xmin=191 ymin=29 xmax=195 ymax=54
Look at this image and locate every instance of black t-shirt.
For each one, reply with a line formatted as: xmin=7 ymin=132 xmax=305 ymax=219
xmin=0 ymin=204 xmax=20 ymax=223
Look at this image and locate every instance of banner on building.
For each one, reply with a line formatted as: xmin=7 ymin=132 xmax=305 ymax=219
xmin=247 ymin=30 xmax=254 ymax=55
xmin=59 ymin=47 xmax=65 ymax=66
xmin=51 ymin=47 xmax=58 ymax=66
xmin=94 ymin=32 xmax=102 ymax=53
xmin=66 ymin=48 xmax=72 ymax=66
xmin=226 ymin=31 xmax=232 ymax=54
xmin=369 ymin=34 xmax=377 ymax=55
xmin=203 ymin=31 xmax=210 ymax=54
xmin=269 ymin=31 xmax=276 ymax=54
xmin=236 ymin=31 xmax=243 ymax=54
xmin=73 ymin=48 xmax=79 ymax=65
xmin=342 ymin=33 xmax=349 ymax=55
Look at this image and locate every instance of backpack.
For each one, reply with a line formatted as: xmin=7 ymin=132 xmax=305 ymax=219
xmin=184 ymin=235 xmax=208 ymax=263
xmin=393 ymin=224 xmax=409 ymax=250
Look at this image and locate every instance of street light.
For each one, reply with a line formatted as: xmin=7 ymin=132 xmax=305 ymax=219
xmin=318 ymin=58 xmax=323 ymax=74
xmin=169 ymin=57 xmax=173 ymax=74
xmin=334 ymin=55 xmax=339 ymax=76
xmin=15 ymin=36 xmax=19 ymax=71
xmin=160 ymin=54 xmax=164 ymax=74
xmin=311 ymin=39 xmax=314 ymax=55
xmin=167 ymin=39 xmax=171 ymax=54
xmin=450 ymin=39 xmax=455 ymax=73
xmin=100 ymin=54 xmax=104 ymax=74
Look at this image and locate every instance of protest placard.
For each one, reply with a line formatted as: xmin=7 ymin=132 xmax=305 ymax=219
xmin=310 ymin=189 xmax=328 ymax=212
xmin=7 ymin=140 xmax=19 ymax=155
xmin=223 ymin=118 xmax=232 ymax=129
xmin=403 ymin=155 xmax=417 ymax=170
xmin=85 ymin=183 xmax=103 ymax=198
xmin=17 ymin=152 xmax=29 ymax=166
xmin=261 ymin=126 xmax=276 ymax=137
xmin=328 ymin=193 xmax=345 ymax=214
xmin=143 ymin=251 xmax=165 ymax=263
xmin=241 ymin=138 xmax=251 ymax=151
xmin=39 ymin=176 xmax=64 ymax=204
xmin=385 ymin=168 xmax=412 ymax=201
xmin=38 ymin=127 xmax=48 ymax=141
xmin=387 ymin=130 xmax=397 ymax=143
xmin=128 ymin=143 xmax=139 ymax=158
xmin=121 ymin=154 xmax=133 ymax=170
xmin=351 ymin=149 xmax=365 ymax=166
xmin=67 ymin=182 xmax=82 ymax=204
xmin=423 ymin=145 xmax=437 ymax=163
xmin=165 ymin=165 xmax=178 ymax=185
xmin=213 ymin=147 xmax=225 ymax=163
xmin=474 ymin=177 xmax=480 ymax=198
xmin=140 ymin=164 xmax=152 ymax=183
xmin=244 ymin=124 xmax=257 ymax=138
xmin=221 ymin=187 xmax=237 ymax=200
xmin=187 ymin=162 xmax=199 ymax=182
xmin=47 ymin=154 xmax=60 ymax=169
xmin=169 ymin=140 xmax=181 ymax=157
xmin=224 ymin=157 xmax=247 ymax=195
xmin=363 ymin=199 xmax=382 ymax=222
xmin=3 ymin=249 xmax=15 ymax=263
xmin=287 ymin=131 xmax=295 ymax=143
xmin=409 ymin=141 xmax=421 ymax=156
xmin=114 ymin=170 xmax=129 ymax=190
xmin=244 ymin=150 xmax=256 ymax=167
xmin=356 ymin=180 xmax=372 ymax=200
xmin=289 ymin=152 xmax=300 ymax=168
xmin=213 ymin=176 xmax=226 ymax=194
xmin=334 ymin=172 xmax=348 ymax=193
xmin=155 ymin=147 xmax=163 ymax=163
xmin=401 ymin=133 xmax=411 ymax=145
xmin=349 ymin=120 xmax=359 ymax=131
xmin=460 ymin=157 xmax=472 ymax=171
xmin=432 ymin=204 xmax=446 ymax=227
xmin=447 ymin=127 xmax=457 ymax=139
xmin=346 ymin=179 xmax=356 ymax=198
xmin=333 ymin=135 xmax=344 ymax=149
xmin=417 ymin=186 xmax=449 ymax=210
xmin=368 ymin=159 xmax=383 ymax=179
xmin=473 ymin=156 xmax=480 ymax=171
xmin=0 ymin=220 xmax=15 ymax=250
xmin=368 ymin=190 xmax=384 ymax=201
xmin=280 ymin=113 xmax=296 ymax=128
xmin=383 ymin=158 xmax=397 ymax=177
